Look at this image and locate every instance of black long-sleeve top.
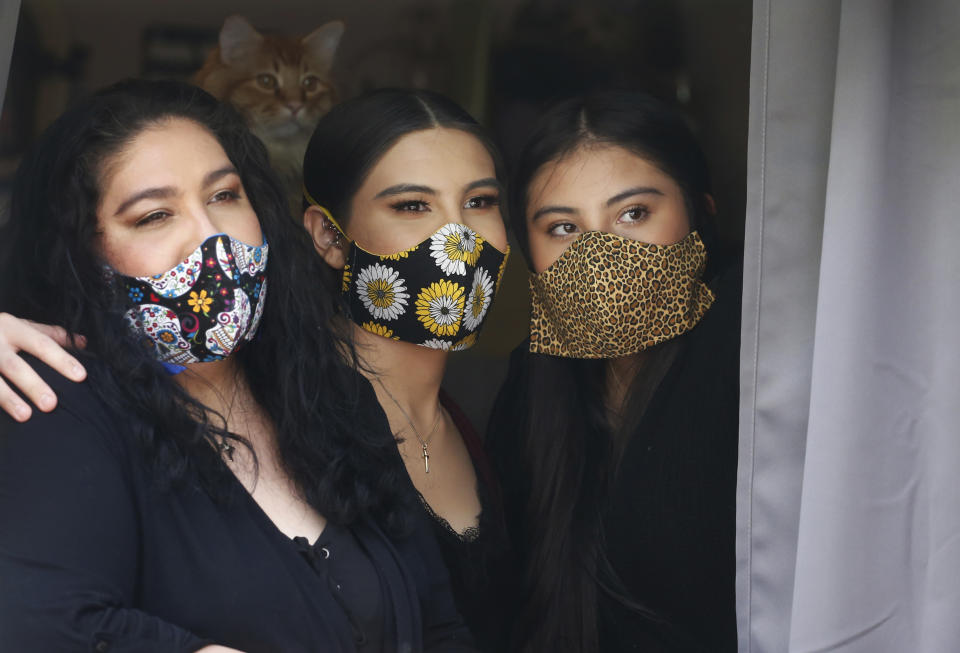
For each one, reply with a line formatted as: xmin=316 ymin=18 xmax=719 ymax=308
xmin=0 ymin=359 xmax=475 ymax=653
xmin=488 ymin=267 xmax=741 ymax=652
xmin=424 ymin=393 xmax=517 ymax=652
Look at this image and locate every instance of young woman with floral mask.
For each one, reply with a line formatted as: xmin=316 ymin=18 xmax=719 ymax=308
xmin=0 ymin=80 xmax=474 ymax=652
xmin=298 ymin=89 xmax=515 ymax=650
xmin=487 ymin=90 xmax=741 ymax=653
xmin=0 ymin=87 xmax=515 ymax=651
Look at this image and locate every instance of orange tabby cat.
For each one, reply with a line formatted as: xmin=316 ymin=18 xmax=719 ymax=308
xmin=195 ymin=15 xmax=344 ymax=216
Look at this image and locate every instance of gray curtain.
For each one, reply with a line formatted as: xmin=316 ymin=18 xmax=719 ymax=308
xmin=738 ymin=0 xmax=960 ymax=651
xmin=0 ymin=0 xmax=20 ymax=112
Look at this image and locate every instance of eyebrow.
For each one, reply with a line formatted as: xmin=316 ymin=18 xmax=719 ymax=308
xmin=114 ymin=186 xmax=176 ymax=216
xmin=374 ymin=183 xmax=435 ymax=199
xmin=531 ymin=186 xmax=665 ymax=222
xmin=531 ymin=205 xmax=576 ymax=222
xmin=605 ymin=186 xmax=664 ymax=206
xmin=113 ymin=166 xmax=239 ymax=216
xmin=203 ymin=165 xmax=239 ymax=188
xmin=464 ymin=177 xmax=501 ymax=193
xmin=373 ymin=177 xmax=502 ymax=200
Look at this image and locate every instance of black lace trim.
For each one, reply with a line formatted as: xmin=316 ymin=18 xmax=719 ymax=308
xmin=417 ymin=491 xmax=482 ymax=543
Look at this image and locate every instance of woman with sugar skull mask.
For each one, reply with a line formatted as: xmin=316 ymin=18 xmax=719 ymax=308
xmin=0 ymin=80 xmax=476 ymax=652
xmin=0 ymin=87 xmax=515 ymax=652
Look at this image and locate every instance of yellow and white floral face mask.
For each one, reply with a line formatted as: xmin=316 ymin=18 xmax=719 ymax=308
xmin=338 ymin=220 xmax=509 ymax=351
xmin=528 ymin=230 xmax=714 ymax=359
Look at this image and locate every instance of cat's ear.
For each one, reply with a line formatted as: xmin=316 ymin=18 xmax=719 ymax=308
xmin=304 ymin=205 xmax=347 ymax=270
xmin=219 ymin=15 xmax=263 ymax=65
xmin=301 ymin=21 xmax=345 ymax=75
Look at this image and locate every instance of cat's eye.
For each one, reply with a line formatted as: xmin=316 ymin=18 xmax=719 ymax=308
xmin=301 ymin=75 xmax=322 ymax=92
xmin=256 ymin=74 xmax=278 ymax=90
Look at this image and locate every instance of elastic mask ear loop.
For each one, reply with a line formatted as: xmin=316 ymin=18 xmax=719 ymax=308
xmin=303 ymin=184 xmax=348 ymax=244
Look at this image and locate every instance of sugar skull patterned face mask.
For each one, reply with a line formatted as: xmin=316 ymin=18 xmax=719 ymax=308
xmin=528 ymin=230 xmax=714 ymax=359
xmin=327 ymin=212 xmax=509 ymax=351
xmin=110 ymin=233 xmax=268 ymax=365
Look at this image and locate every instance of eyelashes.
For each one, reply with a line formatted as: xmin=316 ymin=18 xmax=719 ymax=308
xmin=135 ymin=210 xmax=171 ymax=228
xmin=544 ymin=204 xmax=651 ymax=238
xmin=132 ymin=187 xmax=244 ymax=228
xmin=547 ymin=222 xmax=579 ymax=238
xmin=464 ymin=194 xmax=500 ymax=210
xmin=211 ymin=189 xmax=242 ymax=203
xmin=387 ymin=195 xmax=500 ymax=213
xmin=389 ymin=199 xmax=430 ymax=212
xmin=619 ymin=205 xmax=650 ymax=222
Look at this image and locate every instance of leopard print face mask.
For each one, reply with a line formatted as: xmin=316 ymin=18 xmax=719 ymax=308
xmin=528 ymin=230 xmax=715 ymax=359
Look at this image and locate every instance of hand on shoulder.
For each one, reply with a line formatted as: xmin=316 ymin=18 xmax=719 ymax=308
xmin=0 ymin=313 xmax=87 ymax=421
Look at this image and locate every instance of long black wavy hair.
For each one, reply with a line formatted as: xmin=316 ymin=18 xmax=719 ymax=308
xmin=301 ymin=88 xmax=507 ymax=227
xmin=0 ymin=79 xmax=414 ymax=534
xmin=500 ymin=90 xmax=719 ymax=652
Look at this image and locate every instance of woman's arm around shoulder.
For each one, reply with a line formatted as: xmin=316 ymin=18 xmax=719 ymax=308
xmin=0 ymin=313 xmax=86 ymax=421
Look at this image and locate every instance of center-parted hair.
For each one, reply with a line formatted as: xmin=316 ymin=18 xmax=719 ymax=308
xmin=301 ymin=88 xmax=507 ymax=225
xmin=509 ymin=90 xmax=718 ymax=276
xmin=0 ymin=79 xmax=414 ymax=534
xmin=493 ymin=90 xmax=719 ymax=653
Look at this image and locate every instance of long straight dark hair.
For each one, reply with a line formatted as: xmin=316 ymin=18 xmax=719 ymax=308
xmin=0 ymin=79 xmax=414 ymax=534
xmin=505 ymin=90 xmax=719 ymax=652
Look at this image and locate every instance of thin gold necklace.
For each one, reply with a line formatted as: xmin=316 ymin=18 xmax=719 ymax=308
xmin=217 ymin=379 xmax=243 ymax=462
xmin=375 ymin=377 xmax=442 ymax=473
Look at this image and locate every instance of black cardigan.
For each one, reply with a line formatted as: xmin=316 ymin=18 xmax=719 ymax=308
xmin=0 ymin=360 xmax=474 ymax=653
xmin=488 ymin=267 xmax=741 ymax=652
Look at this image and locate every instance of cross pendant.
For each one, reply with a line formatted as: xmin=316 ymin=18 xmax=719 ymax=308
xmin=422 ymin=444 xmax=430 ymax=474
xmin=219 ymin=439 xmax=235 ymax=462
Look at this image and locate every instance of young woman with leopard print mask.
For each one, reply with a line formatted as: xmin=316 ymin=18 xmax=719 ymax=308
xmin=487 ymin=90 xmax=741 ymax=653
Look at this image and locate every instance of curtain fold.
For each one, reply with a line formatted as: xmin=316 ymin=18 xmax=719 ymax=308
xmin=737 ymin=1 xmax=838 ymax=651
xmin=0 ymin=0 xmax=20 ymax=114
xmin=739 ymin=0 xmax=960 ymax=651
